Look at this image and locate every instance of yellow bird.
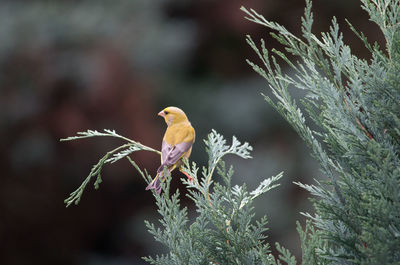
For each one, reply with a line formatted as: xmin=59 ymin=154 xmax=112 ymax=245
xmin=146 ymin=106 xmax=195 ymax=194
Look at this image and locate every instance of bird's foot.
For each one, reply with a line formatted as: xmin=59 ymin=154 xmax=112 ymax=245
xmin=180 ymin=168 xmax=194 ymax=182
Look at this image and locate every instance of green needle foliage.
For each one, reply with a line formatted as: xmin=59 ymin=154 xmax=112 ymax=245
xmin=62 ymin=129 xmax=294 ymax=264
xmin=141 ymin=130 xmax=287 ymax=265
xmin=243 ymin=0 xmax=400 ymax=264
xmin=61 ymin=129 xmax=160 ymax=207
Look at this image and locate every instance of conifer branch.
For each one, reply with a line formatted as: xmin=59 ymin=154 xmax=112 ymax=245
xmin=62 ymin=129 xmax=160 ymax=207
xmin=60 ymin=129 xmax=161 ymax=154
xmin=144 ymin=130 xmax=285 ymax=264
xmin=244 ymin=0 xmax=400 ymax=263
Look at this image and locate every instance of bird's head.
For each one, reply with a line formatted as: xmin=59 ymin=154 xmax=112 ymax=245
xmin=158 ymin=106 xmax=189 ymax=126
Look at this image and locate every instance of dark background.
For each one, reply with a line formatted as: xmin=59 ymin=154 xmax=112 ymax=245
xmin=0 ymin=0 xmax=384 ymax=264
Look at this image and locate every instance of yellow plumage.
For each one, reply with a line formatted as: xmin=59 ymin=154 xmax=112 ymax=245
xmin=145 ymin=106 xmax=195 ymax=194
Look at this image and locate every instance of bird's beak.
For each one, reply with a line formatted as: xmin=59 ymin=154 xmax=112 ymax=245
xmin=158 ymin=110 xmax=165 ymax=117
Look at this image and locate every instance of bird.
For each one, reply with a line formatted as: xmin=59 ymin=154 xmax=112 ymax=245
xmin=145 ymin=106 xmax=195 ymax=194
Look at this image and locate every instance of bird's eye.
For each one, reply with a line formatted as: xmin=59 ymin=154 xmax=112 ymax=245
xmin=164 ymin=111 xmax=169 ymax=115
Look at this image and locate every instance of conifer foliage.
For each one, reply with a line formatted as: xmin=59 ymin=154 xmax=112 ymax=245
xmin=140 ymin=130 xmax=287 ymax=265
xmin=62 ymin=129 xmax=291 ymax=264
xmin=243 ymin=0 xmax=400 ymax=264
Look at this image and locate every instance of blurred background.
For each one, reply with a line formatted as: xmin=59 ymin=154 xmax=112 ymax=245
xmin=0 ymin=0 xmax=384 ymax=264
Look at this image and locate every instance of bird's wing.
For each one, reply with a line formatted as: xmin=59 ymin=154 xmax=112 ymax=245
xmin=161 ymin=140 xmax=172 ymax=164
xmin=157 ymin=140 xmax=193 ymax=174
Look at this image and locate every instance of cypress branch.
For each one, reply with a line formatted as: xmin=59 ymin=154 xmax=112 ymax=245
xmin=63 ymin=129 xmax=290 ymax=264
xmin=244 ymin=0 xmax=400 ymax=263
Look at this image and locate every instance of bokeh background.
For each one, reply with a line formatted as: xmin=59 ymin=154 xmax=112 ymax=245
xmin=0 ymin=0 xmax=384 ymax=264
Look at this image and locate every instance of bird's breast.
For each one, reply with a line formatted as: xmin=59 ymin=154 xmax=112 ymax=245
xmin=163 ymin=122 xmax=194 ymax=146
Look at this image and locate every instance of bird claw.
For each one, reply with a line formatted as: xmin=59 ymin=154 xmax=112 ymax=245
xmin=180 ymin=168 xmax=194 ymax=182
xmin=187 ymin=174 xmax=194 ymax=182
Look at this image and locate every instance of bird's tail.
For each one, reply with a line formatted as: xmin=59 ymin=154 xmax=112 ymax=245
xmin=145 ymin=169 xmax=169 ymax=194
xmin=145 ymin=175 xmax=162 ymax=194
